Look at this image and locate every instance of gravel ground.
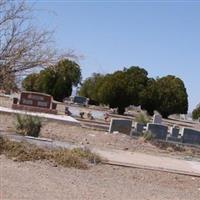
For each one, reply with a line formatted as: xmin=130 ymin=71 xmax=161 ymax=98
xmin=1 ymin=112 xmax=200 ymax=160
xmin=1 ymin=155 xmax=200 ymax=200
xmin=1 ymin=97 xmax=200 ymax=199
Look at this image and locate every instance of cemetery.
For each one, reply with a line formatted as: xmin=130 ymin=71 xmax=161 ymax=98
xmin=1 ymin=92 xmax=200 ymax=152
xmin=1 ymin=1 xmax=200 ymax=199
xmin=1 ymin=68 xmax=200 ymax=200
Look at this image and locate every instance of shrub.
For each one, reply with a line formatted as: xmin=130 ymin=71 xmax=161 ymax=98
xmin=15 ymin=114 xmax=42 ymax=137
xmin=135 ymin=112 xmax=150 ymax=125
xmin=72 ymin=148 xmax=101 ymax=164
xmin=142 ymin=131 xmax=154 ymax=142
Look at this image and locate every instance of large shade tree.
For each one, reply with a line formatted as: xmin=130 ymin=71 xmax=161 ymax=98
xmin=78 ymin=73 xmax=105 ymax=105
xmin=98 ymin=71 xmax=129 ymax=114
xmin=79 ymin=67 xmax=188 ymax=117
xmin=97 ymin=66 xmax=149 ymax=114
xmin=140 ymin=78 xmax=158 ymax=116
xmin=22 ymin=59 xmax=81 ymax=101
xmin=153 ymin=75 xmax=188 ymax=118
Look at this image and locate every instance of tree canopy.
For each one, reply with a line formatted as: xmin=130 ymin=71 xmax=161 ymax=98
xmin=153 ymin=76 xmax=188 ymax=118
xmin=22 ymin=59 xmax=81 ymax=101
xmin=79 ymin=67 xmax=188 ymax=117
xmin=192 ymin=106 xmax=200 ymax=120
xmin=78 ymin=73 xmax=105 ymax=105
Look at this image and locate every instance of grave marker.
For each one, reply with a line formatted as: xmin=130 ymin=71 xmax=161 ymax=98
xmin=146 ymin=123 xmax=168 ymax=140
xmin=109 ymin=118 xmax=132 ymax=135
xmin=12 ymin=91 xmax=57 ymax=114
xmin=152 ymin=114 xmax=162 ymax=124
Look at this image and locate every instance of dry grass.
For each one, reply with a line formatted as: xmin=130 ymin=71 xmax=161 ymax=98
xmin=151 ymin=140 xmax=186 ymax=152
xmin=0 ymin=137 xmax=101 ymax=169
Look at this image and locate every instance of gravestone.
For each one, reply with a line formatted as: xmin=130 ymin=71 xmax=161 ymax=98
xmin=169 ymin=126 xmax=180 ymax=137
xmin=109 ymin=118 xmax=132 ymax=135
xmin=146 ymin=123 xmax=168 ymax=140
xmin=20 ymin=92 xmax=52 ymax=108
xmin=135 ymin=122 xmax=145 ymax=133
xmin=152 ymin=114 xmax=162 ymax=124
xmin=167 ymin=126 xmax=181 ymax=142
xmin=131 ymin=122 xmax=144 ymax=136
xmin=12 ymin=91 xmax=57 ymax=114
xmin=181 ymin=128 xmax=200 ymax=145
xmin=73 ymin=96 xmax=88 ymax=106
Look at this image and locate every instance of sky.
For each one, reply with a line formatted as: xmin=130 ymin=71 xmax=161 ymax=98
xmin=29 ymin=0 xmax=200 ymax=112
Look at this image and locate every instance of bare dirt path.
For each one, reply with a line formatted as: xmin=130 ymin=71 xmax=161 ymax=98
xmin=1 ymin=133 xmax=200 ymax=177
xmin=1 ymin=155 xmax=200 ymax=200
xmin=93 ymin=148 xmax=200 ymax=176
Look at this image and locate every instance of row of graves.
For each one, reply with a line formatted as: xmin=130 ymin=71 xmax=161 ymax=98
xmin=11 ymin=92 xmax=200 ymax=146
xmin=109 ymin=114 xmax=200 ymax=146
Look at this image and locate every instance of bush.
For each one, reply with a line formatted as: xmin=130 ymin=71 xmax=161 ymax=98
xmin=135 ymin=112 xmax=150 ymax=125
xmin=15 ymin=114 xmax=42 ymax=137
xmin=142 ymin=131 xmax=154 ymax=141
xmin=72 ymin=148 xmax=101 ymax=164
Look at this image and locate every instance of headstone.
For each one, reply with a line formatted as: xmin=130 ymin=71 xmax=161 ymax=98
xmin=146 ymin=123 xmax=168 ymax=140
xmin=181 ymin=128 xmax=200 ymax=145
xmin=12 ymin=91 xmax=57 ymax=114
xmin=109 ymin=118 xmax=132 ymax=135
xmin=169 ymin=126 xmax=179 ymax=137
xmin=131 ymin=122 xmax=144 ymax=136
xmin=135 ymin=122 xmax=145 ymax=133
xmin=152 ymin=114 xmax=162 ymax=124
xmin=19 ymin=92 xmax=52 ymax=109
xmin=73 ymin=96 xmax=88 ymax=106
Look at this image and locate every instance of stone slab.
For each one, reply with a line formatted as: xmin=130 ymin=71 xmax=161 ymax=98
xmin=0 ymin=106 xmax=79 ymax=126
xmin=94 ymin=148 xmax=200 ymax=177
xmin=146 ymin=123 xmax=168 ymax=140
xmin=181 ymin=128 xmax=200 ymax=145
xmin=109 ymin=118 xmax=132 ymax=135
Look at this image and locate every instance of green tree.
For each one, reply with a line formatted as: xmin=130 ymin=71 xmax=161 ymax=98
xmin=79 ymin=66 xmax=149 ymax=114
xmin=192 ymin=106 xmax=200 ymax=120
xmin=22 ymin=59 xmax=81 ymax=101
xmin=97 ymin=71 xmax=129 ymax=114
xmin=140 ymin=78 xmax=158 ymax=115
xmin=154 ymin=75 xmax=188 ymax=118
xmin=78 ymin=73 xmax=105 ymax=104
xmin=124 ymin=66 xmax=149 ymax=106
xmin=22 ymin=74 xmax=40 ymax=92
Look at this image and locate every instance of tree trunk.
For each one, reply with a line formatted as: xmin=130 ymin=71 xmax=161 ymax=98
xmin=117 ymin=107 xmax=125 ymax=115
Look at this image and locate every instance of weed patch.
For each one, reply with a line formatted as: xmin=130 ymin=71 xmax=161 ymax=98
xmin=0 ymin=137 xmax=101 ymax=169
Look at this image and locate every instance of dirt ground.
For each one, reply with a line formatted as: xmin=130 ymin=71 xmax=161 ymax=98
xmin=1 ymin=112 xmax=200 ymax=161
xmin=1 ymin=155 xmax=200 ymax=200
xmin=1 ymin=97 xmax=200 ymax=199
